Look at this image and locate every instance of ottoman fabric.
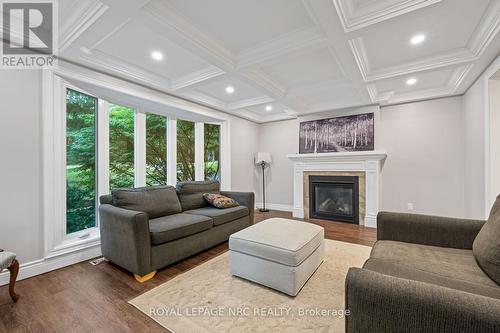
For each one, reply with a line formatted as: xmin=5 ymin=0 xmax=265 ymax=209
xmin=0 ymin=252 xmax=16 ymax=271
xmin=229 ymin=218 xmax=324 ymax=266
xmin=229 ymin=218 xmax=325 ymax=296
xmin=230 ymin=242 xmax=325 ymax=296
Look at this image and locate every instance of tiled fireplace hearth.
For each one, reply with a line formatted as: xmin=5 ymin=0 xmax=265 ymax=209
xmin=287 ymin=151 xmax=387 ymax=228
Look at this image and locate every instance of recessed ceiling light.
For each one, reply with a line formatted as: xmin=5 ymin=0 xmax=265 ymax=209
xmin=80 ymin=46 xmax=92 ymax=55
xmin=410 ymin=34 xmax=426 ymax=45
xmin=265 ymin=105 xmax=273 ymax=112
xmin=151 ymin=51 xmax=164 ymax=61
xmin=406 ymin=78 xmax=417 ymax=85
xmin=225 ymin=86 xmax=235 ymax=94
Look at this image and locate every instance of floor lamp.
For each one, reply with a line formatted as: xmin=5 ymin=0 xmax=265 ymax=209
xmin=255 ymin=152 xmax=272 ymax=212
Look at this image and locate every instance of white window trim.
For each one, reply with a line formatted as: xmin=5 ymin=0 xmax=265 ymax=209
xmin=167 ymin=118 xmax=177 ymax=186
xmin=195 ymin=122 xmax=205 ymax=181
xmin=42 ymin=63 xmax=231 ymax=258
xmin=134 ymin=111 xmax=147 ymax=187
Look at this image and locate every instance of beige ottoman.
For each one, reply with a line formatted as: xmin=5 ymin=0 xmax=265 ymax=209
xmin=229 ymin=218 xmax=324 ymax=296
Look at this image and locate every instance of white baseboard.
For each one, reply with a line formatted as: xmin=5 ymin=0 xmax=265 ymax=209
xmin=0 ymin=244 xmax=101 ymax=286
xmin=292 ymin=208 xmax=305 ymax=218
xmin=255 ymin=202 xmax=293 ymax=212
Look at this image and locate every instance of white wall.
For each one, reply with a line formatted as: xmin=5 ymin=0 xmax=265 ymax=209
xmin=378 ymin=97 xmax=464 ymax=217
xmin=489 ymin=79 xmax=500 ymax=204
xmin=257 ymin=97 xmax=466 ymax=218
xmin=462 ymin=78 xmax=487 ymax=218
xmin=256 ymin=119 xmax=298 ymax=209
xmin=0 ymin=70 xmax=43 ymax=263
xmin=229 ymin=115 xmax=260 ymax=193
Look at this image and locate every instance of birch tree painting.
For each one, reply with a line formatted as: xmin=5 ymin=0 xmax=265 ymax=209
xmin=299 ymin=113 xmax=374 ymax=153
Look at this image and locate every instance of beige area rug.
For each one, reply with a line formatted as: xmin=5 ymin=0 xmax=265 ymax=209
xmin=129 ymin=240 xmax=371 ymax=333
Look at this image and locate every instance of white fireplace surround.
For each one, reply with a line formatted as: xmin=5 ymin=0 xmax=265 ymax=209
xmin=287 ymin=151 xmax=387 ymax=228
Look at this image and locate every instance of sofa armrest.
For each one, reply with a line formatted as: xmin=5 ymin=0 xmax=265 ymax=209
xmin=99 ymin=204 xmax=152 ymax=275
xmin=345 ymin=268 xmax=500 ymax=333
xmin=220 ymin=191 xmax=255 ymax=224
xmin=377 ymin=212 xmax=485 ymax=249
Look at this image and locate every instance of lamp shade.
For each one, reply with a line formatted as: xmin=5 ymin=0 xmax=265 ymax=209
xmin=255 ymin=152 xmax=272 ymax=165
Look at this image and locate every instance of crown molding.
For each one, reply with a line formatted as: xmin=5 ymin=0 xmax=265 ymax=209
xmin=59 ymin=0 xmax=109 ymax=52
xmin=180 ymin=91 xmax=227 ymax=110
xmin=140 ymin=3 xmax=235 ymax=71
xmin=333 ymin=0 xmax=442 ymax=32
xmin=468 ymin=0 xmax=500 ymax=58
xmin=240 ymin=69 xmax=288 ymax=99
xmin=227 ymin=96 xmax=274 ymax=111
xmin=386 ymin=86 xmax=454 ymax=104
xmin=366 ymin=64 xmax=471 ymax=104
xmin=78 ymin=50 xmax=171 ymax=91
xmin=170 ymin=65 xmax=226 ymax=91
xmin=448 ymin=64 xmax=473 ymax=93
xmin=237 ymin=26 xmax=326 ymax=68
xmin=305 ymin=99 xmax=370 ymax=113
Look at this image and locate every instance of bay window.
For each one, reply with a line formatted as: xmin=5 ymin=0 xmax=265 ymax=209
xmin=43 ymin=69 xmax=229 ymax=261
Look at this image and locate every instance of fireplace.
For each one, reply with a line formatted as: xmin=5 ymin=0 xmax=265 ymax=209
xmin=309 ymin=176 xmax=359 ymax=224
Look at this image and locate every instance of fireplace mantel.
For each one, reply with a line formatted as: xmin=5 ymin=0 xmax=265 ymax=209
xmin=287 ymin=151 xmax=387 ymax=228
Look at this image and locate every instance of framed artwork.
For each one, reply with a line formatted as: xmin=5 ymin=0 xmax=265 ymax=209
xmin=299 ymin=113 xmax=374 ymax=153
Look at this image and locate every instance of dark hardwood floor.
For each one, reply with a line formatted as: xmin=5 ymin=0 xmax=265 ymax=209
xmin=0 ymin=211 xmax=376 ymax=333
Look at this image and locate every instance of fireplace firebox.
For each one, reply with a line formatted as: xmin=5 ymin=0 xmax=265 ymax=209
xmin=309 ymin=176 xmax=359 ymax=224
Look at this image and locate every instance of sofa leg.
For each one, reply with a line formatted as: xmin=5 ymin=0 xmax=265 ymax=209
xmin=134 ymin=271 xmax=156 ymax=283
xmin=8 ymin=259 xmax=19 ymax=302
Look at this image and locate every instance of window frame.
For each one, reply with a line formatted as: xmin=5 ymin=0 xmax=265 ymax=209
xmin=43 ymin=67 xmax=231 ymax=258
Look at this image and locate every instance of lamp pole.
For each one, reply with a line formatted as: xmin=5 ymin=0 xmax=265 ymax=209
xmin=259 ymin=161 xmax=269 ymax=212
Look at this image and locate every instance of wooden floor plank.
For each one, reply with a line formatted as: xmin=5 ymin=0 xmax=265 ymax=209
xmin=0 ymin=210 xmax=376 ymax=333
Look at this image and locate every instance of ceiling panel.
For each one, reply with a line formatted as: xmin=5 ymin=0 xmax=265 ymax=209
xmin=245 ymin=103 xmax=288 ymax=116
xmin=357 ymin=0 xmax=490 ymax=71
xmin=374 ymin=67 xmax=454 ymax=95
xmin=161 ymin=0 xmax=313 ymax=53
xmin=260 ymin=48 xmax=345 ymax=89
xmin=333 ymin=0 xmax=442 ymax=31
xmin=93 ymin=19 xmax=212 ymax=80
xmin=193 ymin=75 xmax=267 ymax=103
xmin=298 ymin=84 xmax=363 ymax=110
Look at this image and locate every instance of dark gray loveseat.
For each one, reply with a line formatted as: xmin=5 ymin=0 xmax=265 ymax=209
xmin=346 ymin=195 xmax=500 ymax=332
xmin=99 ymin=181 xmax=254 ymax=282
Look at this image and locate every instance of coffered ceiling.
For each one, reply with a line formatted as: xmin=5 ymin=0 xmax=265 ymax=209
xmin=58 ymin=0 xmax=500 ymax=123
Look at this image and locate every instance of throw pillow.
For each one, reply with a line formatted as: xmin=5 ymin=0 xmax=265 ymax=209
xmin=473 ymin=194 xmax=500 ymax=285
xmin=203 ymin=193 xmax=239 ymax=209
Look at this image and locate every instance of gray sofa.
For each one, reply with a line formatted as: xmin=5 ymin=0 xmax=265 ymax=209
xmin=99 ymin=181 xmax=254 ymax=282
xmin=346 ymin=195 xmax=500 ymax=332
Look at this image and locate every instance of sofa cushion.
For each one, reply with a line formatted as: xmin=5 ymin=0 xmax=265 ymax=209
xmin=149 ymin=213 xmax=213 ymax=245
xmin=176 ymin=181 xmax=220 ymax=211
xmin=112 ymin=186 xmax=182 ymax=219
xmin=366 ymin=240 xmax=500 ymax=299
xmin=473 ymin=195 xmax=500 ymax=285
xmin=184 ymin=206 xmax=249 ymax=226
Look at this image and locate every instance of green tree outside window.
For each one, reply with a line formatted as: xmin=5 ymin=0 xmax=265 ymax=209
xmin=66 ymin=89 xmax=97 ymax=234
xmin=109 ymin=104 xmax=135 ymax=190
xmin=177 ymin=120 xmax=195 ymax=181
xmin=204 ymin=123 xmax=220 ymax=181
xmin=146 ymin=113 xmax=168 ymax=185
